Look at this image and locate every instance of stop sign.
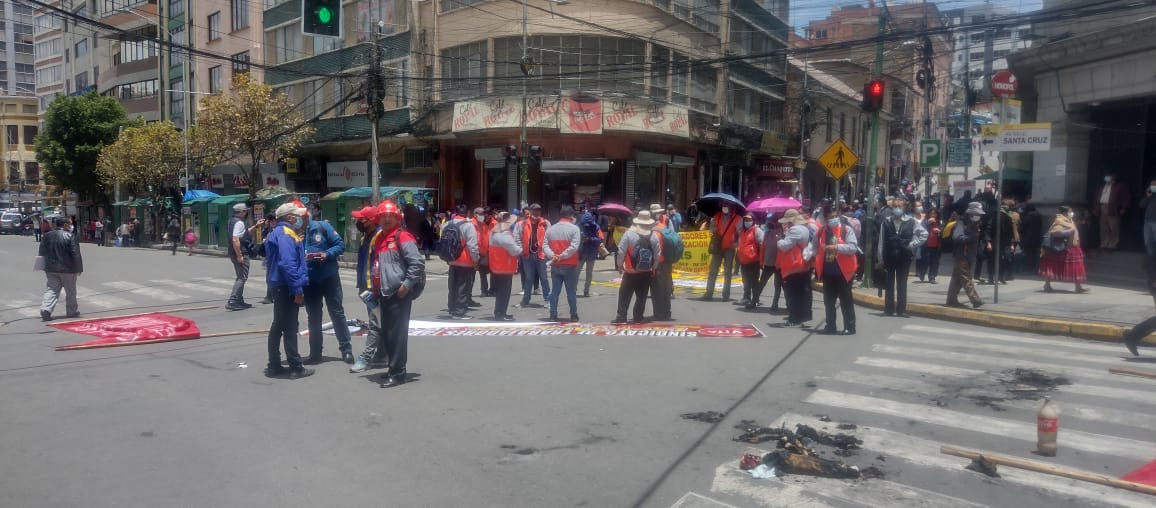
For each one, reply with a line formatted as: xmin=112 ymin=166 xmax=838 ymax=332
xmin=991 ymin=70 xmax=1018 ymax=98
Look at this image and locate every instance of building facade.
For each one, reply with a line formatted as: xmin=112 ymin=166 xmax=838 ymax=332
xmin=0 ymin=96 xmax=42 ymax=196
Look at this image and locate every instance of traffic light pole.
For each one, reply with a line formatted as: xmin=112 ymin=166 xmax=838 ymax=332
xmin=862 ymin=6 xmax=887 ymax=289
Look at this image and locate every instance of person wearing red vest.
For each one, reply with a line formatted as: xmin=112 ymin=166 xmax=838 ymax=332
xmin=445 ymin=204 xmax=480 ymax=319
xmin=736 ymin=213 xmax=764 ymax=308
xmin=776 ymin=209 xmax=814 ymax=327
xmin=703 ymin=205 xmax=742 ymax=300
xmin=614 ymin=210 xmax=663 ymax=323
xmin=488 ymin=212 xmax=521 ymax=321
xmin=472 ymin=207 xmax=495 ymax=298
xmin=514 ymin=203 xmax=551 ymax=308
xmin=372 ymin=200 xmax=425 ymax=388
xmin=542 ymin=205 xmax=582 ymax=321
xmin=815 ymin=206 xmax=859 ymax=335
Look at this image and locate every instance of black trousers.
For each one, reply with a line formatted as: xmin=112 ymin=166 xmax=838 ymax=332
xmin=267 ymin=286 xmax=302 ymax=370
xmin=883 ymin=257 xmax=912 ymax=315
xmin=491 ymin=273 xmax=513 ymax=317
xmin=379 ymin=294 xmax=413 ymax=375
xmin=740 ymin=262 xmax=761 ymax=301
xmin=651 ymin=261 xmax=674 ymax=319
xmin=754 ymin=266 xmax=781 ymax=307
xmin=617 ymin=272 xmax=653 ymax=321
xmin=783 ymin=271 xmax=812 ymax=323
xmin=447 ymin=265 xmax=475 ymax=315
xmin=477 ymin=262 xmax=490 ymax=294
xmin=822 ymin=271 xmax=856 ymax=332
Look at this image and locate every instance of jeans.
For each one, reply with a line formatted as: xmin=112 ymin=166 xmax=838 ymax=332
xmin=267 ymin=286 xmax=303 ymax=370
xmin=740 ymin=262 xmax=761 ymax=302
xmin=357 ymin=298 xmax=383 ymax=363
xmin=705 ymin=248 xmax=736 ymax=298
xmin=521 ymin=256 xmax=550 ymax=305
xmin=916 ymin=247 xmax=942 ymax=281
xmin=229 ymin=257 xmax=250 ymax=305
xmin=651 ymin=261 xmax=674 ymax=319
xmin=491 ymin=274 xmax=514 ymax=317
xmin=379 ymin=294 xmax=413 ymax=375
xmin=883 ymin=257 xmax=913 ymax=315
xmin=821 ymin=271 xmax=855 ymax=332
xmin=549 ymin=264 xmax=579 ymax=318
xmin=41 ymin=272 xmax=78 ymax=317
xmin=616 ymin=271 xmax=653 ymax=321
xmin=448 ymin=265 xmax=475 ymax=315
xmin=580 ymin=257 xmax=596 ymax=295
xmin=783 ymin=271 xmax=812 ymax=323
xmin=304 ymin=274 xmax=352 ymax=356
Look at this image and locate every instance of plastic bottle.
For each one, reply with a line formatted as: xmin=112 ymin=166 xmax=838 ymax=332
xmin=1037 ymin=397 xmax=1059 ymax=457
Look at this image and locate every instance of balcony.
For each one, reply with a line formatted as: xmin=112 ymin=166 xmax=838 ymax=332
xmin=309 ymin=109 xmax=411 ymax=144
xmin=265 ymin=32 xmax=410 ymax=86
xmin=730 ymin=0 xmax=789 ymax=43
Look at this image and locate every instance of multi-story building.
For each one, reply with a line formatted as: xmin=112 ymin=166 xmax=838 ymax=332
xmin=259 ymin=0 xmax=791 ymax=213
xmin=34 ymin=0 xmax=101 ymax=117
xmin=943 ymin=3 xmax=1031 ymax=104
xmin=0 ymin=96 xmax=43 ymax=196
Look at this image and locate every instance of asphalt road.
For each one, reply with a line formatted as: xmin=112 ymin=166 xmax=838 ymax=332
xmin=0 ymin=234 xmax=1151 ymax=508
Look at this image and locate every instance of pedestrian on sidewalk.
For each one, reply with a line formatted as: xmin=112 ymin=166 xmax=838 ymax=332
xmin=544 ymin=205 xmax=582 ymax=322
xmin=514 ymin=204 xmax=551 ymax=307
xmin=946 ymin=203 xmax=985 ymax=309
xmin=184 ymin=228 xmax=196 ymax=255
xmin=1093 ymin=174 xmax=1129 ymax=250
xmin=93 ymin=218 xmax=104 ymax=247
xmin=752 ymin=214 xmax=781 ymax=311
xmin=815 ymin=206 xmax=859 ymax=335
xmin=301 ymin=206 xmax=354 ymax=364
xmin=443 ymin=204 xmax=480 ymax=320
xmin=917 ymin=208 xmax=942 ymax=283
xmin=776 ymin=209 xmax=813 ymax=327
xmin=226 ymin=203 xmax=262 ymax=311
xmin=651 ymin=210 xmax=681 ymax=321
xmin=263 ymin=203 xmax=313 ymax=380
xmin=877 ymin=197 xmax=928 ymax=317
xmin=350 ymin=205 xmax=385 ymax=373
xmin=614 ymin=210 xmax=662 ymax=323
xmin=38 ymin=216 xmax=83 ymax=321
xmin=702 ymin=204 xmax=741 ymax=301
xmin=488 ymin=211 xmax=521 ymax=321
xmin=374 ymin=200 xmax=425 ymax=388
xmin=736 ymin=213 xmax=764 ymax=307
xmin=1020 ymin=203 xmax=1043 ymax=274
xmin=1140 ymin=178 xmax=1156 ymax=257
xmin=577 ymin=210 xmax=603 ymax=297
xmin=1040 ymin=206 xmax=1088 ymax=294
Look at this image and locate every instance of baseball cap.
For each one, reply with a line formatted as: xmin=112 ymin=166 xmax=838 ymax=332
xmin=351 ymin=205 xmax=379 ymax=221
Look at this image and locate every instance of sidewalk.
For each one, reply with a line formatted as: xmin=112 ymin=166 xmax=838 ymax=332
xmin=850 ymin=270 xmax=1155 ymax=343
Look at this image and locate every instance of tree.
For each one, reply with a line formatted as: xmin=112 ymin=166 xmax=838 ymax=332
xmin=96 ymin=122 xmax=185 ymax=240
xmin=35 ymin=93 xmax=136 ymax=201
xmin=195 ymin=74 xmax=314 ymax=200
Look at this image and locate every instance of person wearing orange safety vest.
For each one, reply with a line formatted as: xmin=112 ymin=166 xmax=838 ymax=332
xmin=488 ymin=212 xmax=522 ymax=321
xmin=776 ymin=209 xmax=814 ymax=327
xmin=445 ymin=204 xmax=480 ymax=319
xmin=702 ymin=205 xmax=742 ymax=301
xmin=471 ymin=207 xmax=495 ymax=298
xmin=815 ymin=206 xmax=860 ymax=335
xmin=542 ymin=205 xmax=582 ymax=321
xmin=614 ymin=210 xmax=663 ymax=323
xmin=736 ymin=213 xmax=764 ymax=308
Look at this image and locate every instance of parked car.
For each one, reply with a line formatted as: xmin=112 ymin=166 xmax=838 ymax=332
xmin=0 ymin=212 xmax=23 ymax=235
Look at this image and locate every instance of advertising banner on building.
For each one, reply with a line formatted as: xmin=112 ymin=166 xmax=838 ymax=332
xmin=326 ymin=160 xmax=369 ymax=189
xmin=602 ymin=100 xmax=690 ymax=138
xmin=560 ymin=92 xmax=603 ymax=134
xmin=453 ymin=97 xmax=559 ymax=133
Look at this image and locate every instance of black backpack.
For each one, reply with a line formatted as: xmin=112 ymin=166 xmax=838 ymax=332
xmin=437 ymin=221 xmax=465 ymax=262
xmin=630 ymin=232 xmax=656 ymax=271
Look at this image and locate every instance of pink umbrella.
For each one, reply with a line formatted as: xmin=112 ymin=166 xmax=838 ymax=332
xmin=747 ymin=197 xmax=802 ymax=215
xmin=596 ymin=203 xmax=633 ymax=217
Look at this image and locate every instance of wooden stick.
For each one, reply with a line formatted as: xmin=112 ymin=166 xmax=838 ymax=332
xmin=941 ymin=445 xmax=1156 ymax=497
xmin=47 ymin=305 xmax=221 ymax=325
xmin=1109 ymin=367 xmax=1156 ymax=380
xmin=199 ymin=329 xmax=268 ymax=339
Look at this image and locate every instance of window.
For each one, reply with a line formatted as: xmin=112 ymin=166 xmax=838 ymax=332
xmin=74 ymin=39 xmax=88 ymax=58
xmin=116 ymin=38 xmax=158 ymax=65
xmin=492 ymin=35 xmax=644 ymax=95
xmin=969 ymin=51 xmax=984 ymax=61
xmin=23 ymin=126 xmax=37 ymax=146
xmin=35 ymin=64 xmax=62 ymax=86
xmin=439 ymin=41 xmax=487 ymax=99
xmin=209 ymin=66 xmax=223 ymax=94
xmin=810 ymin=29 xmax=828 ymax=40
xmin=208 ymin=12 xmax=221 ymax=40
xmin=231 ymin=0 xmax=250 ymax=31
xmin=35 ymin=38 xmax=62 ymax=58
xmin=231 ymin=51 xmax=250 ymax=74
xmin=6 ymin=126 xmax=18 ymax=145
xmin=690 ymin=67 xmax=716 ymax=112
xmin=392 ymin=59 xmax=409 ymax=107
xmin=994 ymin=49 xmax=1010 ymax=58
xmin=672 ymin=52 xmax=689 ymax=105
xmin=24 ymin=162 xmax=39 ymax=185
xmin=171 ymin=25 xmax=186 ymax=65
xmin=970 ymin=32 xmax=985 ymax=43
xmin=971 ymin=15 xmax=985 ymax=23
xmin=440 ymin=0 xmax=486 ymax=11
xmin=75 ymin=71 xmax=89 ymax=90
xmin=650 ymin=46 xmax=669 ymax=100
xmin=302 ymin=80 xmax=319 ymax=119
xmin=171 ymin=79 xmax=186 ymax=128
xmin=35 ymin=14 xmax=61 ymax=33
xmin=267 ymin=25 xmax=303 ymax=64
xmin=839 ymin=112 xmax=846 ymax=140
xmin=112 ymin=79 xmax=158 ymax=100
xmin=315 ymin=33 xmax=340 ymax=53
xmin=169 ymin=0 xmax=185 ymax=16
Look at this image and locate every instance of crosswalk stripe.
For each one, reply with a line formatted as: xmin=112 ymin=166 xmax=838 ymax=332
xmin=769 ymin=413 xmax=1156 ymax=508
xmin=102 ymin=281 xmax=183 ymax=302
xmin=194 ymin=277 xmax=237 ymax=288
xmin=889 ymin=333 xmax=1127 ymax=366
xmin=903 ymin=324 xmax=1127 ymax=354
xmin=150 ymin=279 xmax=230 ymax=297
xmin=73 ymin=286 xmax=135 ymax=309
xmin=822 ymin=370 xmax=1156 ymax=430
xmin=871 ymin=344 xmax=1155 ymax=388
xmin=669 ymin=492 xmax=739 ymax=508
xmin=804 ymin=389 xmax=1156 ymax=462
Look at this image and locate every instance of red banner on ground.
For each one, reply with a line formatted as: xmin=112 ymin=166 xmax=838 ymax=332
xmin=52 ymin=313 xmax=201 ymax=351
xmin=1123 ymin=459 xmax=1156 ymax=487
xmin=407 ymin=320 xmax=763 ymax=338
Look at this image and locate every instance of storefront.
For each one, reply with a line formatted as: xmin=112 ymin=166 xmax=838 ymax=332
xmin=746 ymin=157 xmax=797 ymax=201
xmin=631 ymin=151 xmax=696 ymax=210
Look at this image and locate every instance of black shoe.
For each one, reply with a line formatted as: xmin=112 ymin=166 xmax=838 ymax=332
xmin=260 ymin=298 xmax=273 ymax=305
xmin=239 ymin=302 xmax=254 ymax=308
xmin=468 ymin=301 xmax=483 ymax=308
xmin=737 ymin=298 xmax=750 ymax=306
xmin=450 ymin=314 xmax=472 ymax=321
xmin=286 ymin=367 xmax=315 ymax=379
xmin=611 ymin=317 xmax=628 ymax=324
xmin=548 ymin=315 xmax=559 ymax=322
xmin=569 ymin=315 xmax=580 ymax=322
xmin=302 ymin=355 xmax=324 ymax=365
xmin=1125 ymin=330 xmax=1141 ymax=357
xmin=342 ymin=351 xmax=355 ymax=364
xmin=972 ymin=301 xmax=984 ymax=309
xmin=929 ymin=279 xmax=938 ymax=284
xmin=784 ymin=320 xmax=803 ymax=327
xmin=946 ymin=301 xmax=966 ymax=308
xmin=65 ymin=313 xmax=80 ymax=318
xmin=744 ymin=302 xmax=756 ymax=310
xmin=225 ymin=304 xmax=246 ymax=311
xmin=697 ymin=295 xmax=713 ymax=301
xmin=841 ymin=329 xmax=856 ymax=335
xmin=380 ymin=373 xmax=407 ymax=388
xmin=653 ymin=316 xmax=675 ymax=322
xmin=40 ymin=310 xmax=52 ymax=321
xmin=818 ymin=327 xmax=838 ymax=335
xmin=493 ymin=314 xmax=515 ymax=321
xmin=264 ymin=367 xmax=289 ymax=378
xmin=895 ymin=313 xmax=910 ymax=318
xmin=582 ymin=291 xmax=590 ymax=297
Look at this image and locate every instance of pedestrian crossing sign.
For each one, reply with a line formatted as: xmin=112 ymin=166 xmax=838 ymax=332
xmin=818 ymin=139 xmax=858 ymax=180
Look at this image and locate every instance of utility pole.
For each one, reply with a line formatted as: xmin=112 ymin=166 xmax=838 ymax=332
xmin=862 ymin=2 xmax=887 ymax=289
xmin=368 ymin=21 xmax=383 ymax=203
xmin=518 ymin=0 xmax=529 ymax=208
xmin=797 ymin=53 xmax=809 ymax=203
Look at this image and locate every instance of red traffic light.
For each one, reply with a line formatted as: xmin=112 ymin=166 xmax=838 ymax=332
xmin=869 ymin=81 xmax=884 ymax=97
xmin=862 ymin=79 xmax=886 ymax=113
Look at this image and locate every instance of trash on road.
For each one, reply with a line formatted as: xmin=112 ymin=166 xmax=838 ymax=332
xmin=681 ymin=411 xmax=726 ymax=423
xmin=966 ymin=455 xmax=1001 ymax=478
xmin=733 ymin=420 xmax=882 ymax=480
xmin=235 ymin=362 xmax=247 ymax=369
xmin=748 ymin=464 xmax=778 ymax=479
xmin=942 ymin=445 xmax=1156 ymax=496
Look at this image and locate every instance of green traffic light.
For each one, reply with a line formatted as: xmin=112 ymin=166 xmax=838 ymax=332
xmin=317 ymin=6 xmax=333 ymax=25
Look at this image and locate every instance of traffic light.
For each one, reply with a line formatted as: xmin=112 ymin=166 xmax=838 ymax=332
xmin=529 ymin=145 xmax=543 ymax=163
xmin=302 ymin=0 xmax=342 ymax=38
xmin=504 ymin=144 xmax=519 ymax=162
xmin=862 ymin=79 xmax=885 ymax=113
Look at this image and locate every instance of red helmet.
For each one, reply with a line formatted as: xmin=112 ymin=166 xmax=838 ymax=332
xmin=376 ymin=200 xmax=402 ymax=219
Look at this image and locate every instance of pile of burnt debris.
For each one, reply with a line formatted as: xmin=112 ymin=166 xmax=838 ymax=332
xmin=734 ymin=419 xmax=884 ymax=480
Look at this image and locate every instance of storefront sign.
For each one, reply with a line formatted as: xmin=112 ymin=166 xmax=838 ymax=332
xmin=987 ymin=123 xmax=1052 ymax=151
xmin=753 ymin=158 xmax=795 ymax=177
xmin=760 ymin=131 xmax=787 ymax=155
xmin=326 ymin=160 xmax=369 ymax=188
xmin=560 ymin=92 xmax=603 ymax=134
xmin=602 ymin=100 xmax=690 ymax=138
xmin=452 ymin=96 xmax=559 ymax=132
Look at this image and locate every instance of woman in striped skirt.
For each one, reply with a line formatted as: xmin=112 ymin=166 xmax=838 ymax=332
xmin=1039 ymin=205 xmax=1088 ymax=293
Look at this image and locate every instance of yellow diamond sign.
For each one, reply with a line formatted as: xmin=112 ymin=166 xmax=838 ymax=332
xmin=818 ymin=139 xmax=858 ymax=180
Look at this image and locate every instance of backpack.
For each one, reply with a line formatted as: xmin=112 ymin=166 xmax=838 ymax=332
xmin=659 ymin=224 xmax=684 ymax=263
xmin=437 ymin=221 xmax=465 ymax=262
xmin=630 ymin=232 xmax=657 ymax=271
xmin=580 ymin=218 xmax=602 ymax=246
xmin=939 ymin=220 xmax=957 ymax=252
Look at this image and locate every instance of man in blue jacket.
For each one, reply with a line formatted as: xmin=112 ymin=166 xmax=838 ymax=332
xmin=300 ymin=204 xmax=353 ymax=364
xmin=263 ymin=203 xmax=313 ymax=379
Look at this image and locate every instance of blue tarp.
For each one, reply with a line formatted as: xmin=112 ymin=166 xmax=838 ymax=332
xmin=183 ymin=190 xmax=221 ymax=201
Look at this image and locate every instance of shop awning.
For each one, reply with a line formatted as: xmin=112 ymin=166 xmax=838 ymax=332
xmin=541 ymin=160 xmax=611 ymax=174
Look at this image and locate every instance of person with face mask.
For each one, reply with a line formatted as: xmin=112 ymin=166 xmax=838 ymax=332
xmin=349 ymin=205 xmax=387 ymax=373
xmin=300 ymin=204 xmax=353 ymax=364
xmin=1039 ymin=206 xmax=1088 ymax=294
xmin=702 ymin=204 xmax=741 ymax=301
xmin=262 ymin=203 xmax=313 ymax=379
xmin=38 ymin=216 xmax=84 ymax=321
xmin=875 ymin=197 xmax=928 ymax=317
xmin=373 ymin=200 xmax=426 ymax=388
xmin=946 ymin=204 xmax=985 ymax=308
xmin=1093 ymin=174 xmax=1129 ymax=250
xmin=816 ymin=206 xmax=859 ymax=334
xmin=488 ymin=212 xmax=522 ymax=321
xmin=736 ymin=213 xmax=764 ymax=307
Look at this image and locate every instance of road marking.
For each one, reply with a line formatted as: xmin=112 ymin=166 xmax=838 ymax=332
xmin=194 ymin=277 xmax=238 ymax=288
xmin=102 ymin=281 xmax=183 ymax=302
xmin=822 ymin=370 xmax=1156 ymax=430
xmin=889 ymin=333 xmax=1128 ymax=366
xmin=902 ymin=324 xmax=1127 ymax=354
xmin=768 ymin=413 xmax=1156 ymax=508
xmin=669 ymin=492 xmax=739 ymax=508
xmin=150 ymin=279 xmax=230 ymax=296
xmin=72 ymin=286 xmax=135 ymax=309
xmin=803 ymin=389 xmax=1156 ymax=462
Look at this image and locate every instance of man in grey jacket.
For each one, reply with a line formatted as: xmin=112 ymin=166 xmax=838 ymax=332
xmin=543 ymin=206 xmax=582 ymax=321
xmin=39 ymin=216 xmax=83 ymax=321
xmin=876 ymin=197 xmax=928 ymax=317
xmin=374 ymin=200 xmax=426 ymax=388
xmin=445 ymin=204 xmax=480 ymax=320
